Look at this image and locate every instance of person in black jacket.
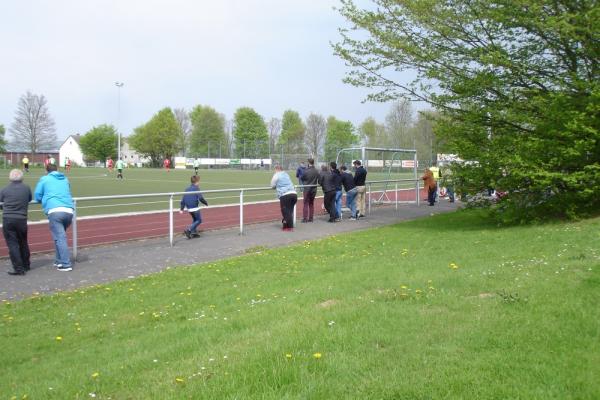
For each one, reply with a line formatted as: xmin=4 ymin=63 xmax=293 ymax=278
xmin=179 ymin=175 xmax=208 ymax=239
xmin=300 ymin=158 xmax=319 ymax=222
xmin=353 ymin=160 xmax=367 ymax=217
xmin=318 ymin=162 xmax=340 ymax=222
xmin=340 ymin=165 xmax=358 ymax=220
xmin=0 ymin=169 xmax=32 ymax=275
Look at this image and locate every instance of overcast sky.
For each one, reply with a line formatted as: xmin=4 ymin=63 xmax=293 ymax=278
xmin=0 ymin=0 xmax=412 ymax=143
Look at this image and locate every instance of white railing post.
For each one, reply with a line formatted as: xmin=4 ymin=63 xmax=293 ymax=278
xmin=416 ymin=179 xmax=420 ymax=206
xmin=72 ymin=199 xmax=78 ymax=260
xmin=293 ymin=202 xmax=297 ymax=227
xmin=239 ymin=189 xmax=244 ymax=235
xmin=368 ymin=183 xmax=372 ymax=214
xmin=169 ymin=194 xmax=174 ymax=247
xmin=395 ymin=182 xmax=398 ymax=211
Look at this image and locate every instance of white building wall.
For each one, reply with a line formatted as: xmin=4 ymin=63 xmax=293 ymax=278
xmin=59 ymin=136 xmax=85 ymax=167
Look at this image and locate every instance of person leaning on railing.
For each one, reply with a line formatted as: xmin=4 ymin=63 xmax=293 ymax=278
xmin=0 ymin=169 xmax=32 ymax=275
xmin=270 ymin=164 xmax=297 ymax=231
xmin=352 ymin=160 xmax=367 ymax=218
xmin=300 ymin=158 xmax=319 ymax=223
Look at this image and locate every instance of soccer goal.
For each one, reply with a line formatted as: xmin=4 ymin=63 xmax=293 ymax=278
xmin=335 ymin=146 xmax=420 ymax=206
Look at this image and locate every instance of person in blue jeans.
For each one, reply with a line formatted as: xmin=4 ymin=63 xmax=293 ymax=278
xmin=180 ymin=175 xmax=208 ymax=239
xmin=340 ymin=165 xmax=358 ymax=219
xmin=34 ymin=163 xmax=74 ymax=271
xmin=331 ymin=164 xmax=343 ymax=220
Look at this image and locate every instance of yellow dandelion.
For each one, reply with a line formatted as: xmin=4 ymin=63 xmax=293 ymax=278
xmin=285 ymin=353 xmax=292 ymax=359
xmin=415 ymin=289 xmax=423 ymax=294
xmin=55 ymin=336 xmax=63 ymax=341
xmin=313 ymin=352 xmax=322 ymax=359
xmin=449 ymin=263 xmax=459 ymax=270
xmin=91 ymin=372 xmax=100 ymax=379
xmin=175 ymin=377 xmax=185 ymax=384
xmin=400 ymin=285 xmax=408 ymax=289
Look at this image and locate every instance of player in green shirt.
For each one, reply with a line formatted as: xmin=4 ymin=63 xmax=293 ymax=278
xmin=116 ymin=158 xmax=125 ymax=179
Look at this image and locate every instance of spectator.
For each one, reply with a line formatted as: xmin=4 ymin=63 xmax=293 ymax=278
xmin=353 ymin=160 xmax=367 ymax=217
xmin=421 ymin=168 xmax=437 ymax=206
xmin=0 ymin=169 xmax=32 ymax=275
xmin=180 ymin=175 xmax=208 ymax=239
xmin=332 ymin=164 xmax=343 ymax=221
xmin=301 ymin=158 xmax=319 ymax=223
xmin=271 ymin=164 xmax=297 ymax=231
xmin=295 ymin=162 xmax=306 ymax=184
xmin=34 ymin=164 xmax=74 ymax=271
xmin=441 ymin=164 xmax=455 ymax=203
xmin=340 ymin=165 xmax=358 ymax=220
xmin=318 ymin=162 xmax=339 ymax=223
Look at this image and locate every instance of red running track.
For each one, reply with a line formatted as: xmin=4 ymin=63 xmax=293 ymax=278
xmin=0 ymin=188 xmax=425 ymax=257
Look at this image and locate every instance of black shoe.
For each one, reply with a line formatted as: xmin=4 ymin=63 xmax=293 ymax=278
xmin=359 ymin=214 xmax=365 ymax=218
xmin=7 ymin=269 xmax=25 ymax=276
xmin=24 ymin=265 xmax=30 ymax=271
xmin=327 ymin=219 xmax=335 ymax=223
xmin=191 ymin=232 xmax=200 ymax=238
xmin=301 ymin=219 xmax=308 ymax=223
xmin=184 ymin=229 xmax=191 ymax=239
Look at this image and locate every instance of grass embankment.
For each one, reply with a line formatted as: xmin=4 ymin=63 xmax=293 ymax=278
xmin=1 ymin=210 xmax=599 ymax=399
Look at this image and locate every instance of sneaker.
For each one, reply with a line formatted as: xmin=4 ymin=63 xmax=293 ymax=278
xmin=184 ymin=229 xmax=191 ymax=239
xmin=335 ymin=218 xmax=341 ymax=222
xmin=349 ymin=216 xmax=358 ymax=220
xmin=7 ymin=269 xmax=25 ymax=276
xmin=191 ymin=232 xmax=200 ymax=238
xmin=359 ymin=214 xmax=366 ymax=218
xmin=57 ymin=265 xmax=73 ymax=272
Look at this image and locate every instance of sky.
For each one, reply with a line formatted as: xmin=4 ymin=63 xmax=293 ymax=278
xmin=0 ymin=0 xmax=413 ymax=143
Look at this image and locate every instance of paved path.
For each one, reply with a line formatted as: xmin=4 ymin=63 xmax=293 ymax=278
xmin=0 ymin=201 xmax=459 ymax=300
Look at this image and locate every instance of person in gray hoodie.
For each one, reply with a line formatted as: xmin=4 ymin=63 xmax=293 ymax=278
xmin=0 ymin=169 xmax=32 ymax=275
xmin=271 ymin=164 xmax=297 ymax=231
xmin=34 ymin=164 xmax=74 ymax=271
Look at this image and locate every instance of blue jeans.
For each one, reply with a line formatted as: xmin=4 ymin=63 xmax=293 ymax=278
xmin=188 ymin=211 xmax=202 ymax=233
xmin=345 ymin=188 xmax=358 ymax=218
xmin=48 ymin=212 xmax=73 ymax=267
xmin=335 ymin=190 xmax=343 ymax=218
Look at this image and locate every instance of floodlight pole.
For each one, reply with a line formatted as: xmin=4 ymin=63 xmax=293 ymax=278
xmin=115 ymin=82 xmax=124 ymax=161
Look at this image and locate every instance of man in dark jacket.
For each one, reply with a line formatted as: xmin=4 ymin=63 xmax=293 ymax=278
xmin=318 ymin=162 xmax=340 ymax=222
xmin=1 ymin=169 xmax=32 ymax=275
xmin=353 ymin=160 xmax=368 ymax=217
xmin=300 ymin=158 xmax=319 ymax=222
xmin=180 ymin=175 xmax=208 ymax=238
xmin=340 ymin=165 xmax=358 ymax=220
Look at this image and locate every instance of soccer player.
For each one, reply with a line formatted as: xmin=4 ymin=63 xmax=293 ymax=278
xmin=163 ymin=158 xmax=171 ymax=172
xmin=116 ymin=158 xmax=125 ymax=179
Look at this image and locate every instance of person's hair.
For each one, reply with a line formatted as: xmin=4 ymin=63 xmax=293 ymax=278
xmin=329 ymin=161 xmax=337 ymax=170
xmin=353 ymin=160 xmax=361 ymax=166
xmin=274 ymin=163 xmax=283 ymax=170
xmin=190 ymin=175 xmax=199 ymax=184
xmin=340 ymin=165 xmax=347 ymax=171
xmin=46 ymin=164 xmax=58 ymax=173
xmin=9 ymin=169 xmax=23 ymax=182
xmin=320 ymin=164 xmax=328 ymax=171
xmin=307 ymin=158 xmax=314 ymax=166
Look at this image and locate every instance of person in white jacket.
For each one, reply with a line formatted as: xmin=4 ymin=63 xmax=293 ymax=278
xmin=271 ymin=164 xmax=297 ymax=231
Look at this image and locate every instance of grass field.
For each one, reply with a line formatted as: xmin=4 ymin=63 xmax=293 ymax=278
xmin=1 ymin=209 xmax=598 ymax=399
xmin=2 ymin=167 xmax=417 ymax=221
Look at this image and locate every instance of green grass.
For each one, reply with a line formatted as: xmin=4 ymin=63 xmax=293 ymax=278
xmin=1 ymin=210 xmax=599 ymax=398
xmin=3 ymin=167 xmax=416 ymax=221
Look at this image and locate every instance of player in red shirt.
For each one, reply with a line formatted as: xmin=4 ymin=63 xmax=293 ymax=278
xmin=65 ymin=157 xmax=72 ymax=173
xmin=107 ymin=157 xmax=114 ymax=173
xmin=163 ymin=158 xmax=171 ymax=172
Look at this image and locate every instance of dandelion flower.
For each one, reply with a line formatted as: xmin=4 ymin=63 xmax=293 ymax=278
xmin=91 ymin=372 xmax=100 ymax=378
xmin=55 ymin=336 xmax=63 ymax=341
xmin=175 ymin=377 xmax=185 ymax=384
xmin=313 ymin=352 xmax=322 ymax=359
xmin=285 ymin=353 xmax=292 ymax=359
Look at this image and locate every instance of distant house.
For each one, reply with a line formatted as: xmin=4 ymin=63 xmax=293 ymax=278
xmin=59 ymin=134 xmax=85 ymax=167
xmin=121 ymin=138 xmax=150 ymax=166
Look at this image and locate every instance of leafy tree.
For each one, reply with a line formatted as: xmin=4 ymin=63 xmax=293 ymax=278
xmin=0 ymin=125 xmax=7 ymax=153
xmin=267 ymin=117 xmax=281 ymax=155
xmin=304 ymin=113 xmax=327 ymax=158
xmin=232 ymin=107 xmax=268 ymax=158
xmin=189 ymin=105 xmax=227 ymax=157
xmin=385 ymin=100 xmax=413 ymax=149
xmin=79 ymin=124 xmax=118 ymax=162
xmin=9 ymin=91 xmax=57 ymax=154
xmin=129 ymin=108 xmax=181 ymax=166
xmin=278 ymin=110 xmax=306 ymax=154
xmin=359 ymin=117 xmax=386 ymax=148
xmin=173 ymin=108 xmax=191 ymax=156
xmin=334 ymin=0 xmax=600 ymax=221
xmin=324 ymin=117 xmax=358 ymax=161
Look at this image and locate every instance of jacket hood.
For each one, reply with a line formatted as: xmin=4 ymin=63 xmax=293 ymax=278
xmin=48 ymin=171 xmax=66 ymax=180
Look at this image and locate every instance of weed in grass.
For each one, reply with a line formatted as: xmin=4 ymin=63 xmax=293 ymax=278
xmin=497 ymin=289 xmax=527 ymax=304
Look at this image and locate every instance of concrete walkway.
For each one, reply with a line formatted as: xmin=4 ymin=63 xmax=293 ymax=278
xmin=1 ymin=201 xmax=459 ymax=300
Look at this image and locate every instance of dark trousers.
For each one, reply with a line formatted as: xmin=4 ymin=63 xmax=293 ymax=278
xmin=2 ymin=218 xmax=30 ymax=272
xmin=280 ymin=193 xmax=298 ymax=228
xmin=324 ymin=191 xmax=337 ymax=221
xmin=302 ymin=189 xmax=316 ymax=221
xmin=428 ymin=186 xmax=437 ymax=206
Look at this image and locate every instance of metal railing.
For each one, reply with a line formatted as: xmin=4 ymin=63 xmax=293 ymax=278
xmin=2 ymin=178 xmax=422 ymax=259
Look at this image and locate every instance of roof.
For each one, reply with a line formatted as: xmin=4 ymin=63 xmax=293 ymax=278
xmin=61 ymin=134 xmax=81 ymax=147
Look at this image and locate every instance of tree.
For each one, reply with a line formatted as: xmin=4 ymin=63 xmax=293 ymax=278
xmin=359 ymin=117 xmax=386 ymax=148
xmin=232 ymin=107 xmax=268 ymax=158
xmin=385 ymin=100 xmax=413 ymax=149
xmin=128 ymin=108 xmax=181 ymax=166
xmin=9 ymin=91 xmax=57 ymax=154
xmin=304 ymin=113 xmax=327 ymax=158
xmin=267 ymin=118 xmax=281 ymax=155
xmin=173 ymin=108 xmax=191 ymax=156
xmin=324 ymin=117 xmax=358 ymax=161
xmin=79 ymin=124 xmax=118 ymax=162
xmin=0 ymin=125 xmax=7 ymax=153
xmin=334 ymin=0 xmax=600 ymax=221
xmin=278 ymin=110 xmax=306 ymax=154
xmin=189 ymin=105 xmax=227 ymax=157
